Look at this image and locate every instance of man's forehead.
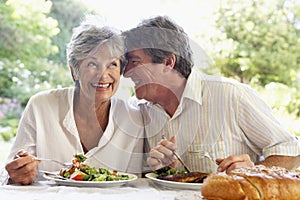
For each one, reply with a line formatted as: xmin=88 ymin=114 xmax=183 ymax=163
xmin=127 ymin=49 xmax=147 ymax=57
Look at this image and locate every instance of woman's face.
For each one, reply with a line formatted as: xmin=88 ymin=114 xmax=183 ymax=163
xmin=74 ymin=43 xmax=121 ymax=104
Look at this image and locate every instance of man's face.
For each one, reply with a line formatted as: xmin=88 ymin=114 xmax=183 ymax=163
xmin=123 ymin=49 xmax=167 ymax=101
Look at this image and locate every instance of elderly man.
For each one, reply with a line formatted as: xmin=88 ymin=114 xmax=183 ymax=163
xmin=123 ymin=15 xmax=300 ymax=174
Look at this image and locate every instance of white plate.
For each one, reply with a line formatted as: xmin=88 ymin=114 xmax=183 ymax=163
xmin=43 ymin=171 xmax=138 ymax=187
xmin=145 ymin=173 xmax=202 ymax=190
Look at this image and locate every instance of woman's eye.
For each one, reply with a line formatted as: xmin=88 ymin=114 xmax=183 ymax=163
xmin=108 ymin=61 xmax=118 ymax=68
xmin=87 ymin=62 xmax=97 ymax=68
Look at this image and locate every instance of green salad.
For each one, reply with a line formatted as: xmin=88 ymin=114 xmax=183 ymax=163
xmin=154 ymin=166 xmax=187 ymax=177
xmin=60 ymin=154 xmax=133 ymax=181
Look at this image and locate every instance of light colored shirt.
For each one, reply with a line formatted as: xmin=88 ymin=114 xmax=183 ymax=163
xmin=6 ymin=87 xmax=144 ymax=174
xmin=133 ymin=68 xmax=300 ymax=173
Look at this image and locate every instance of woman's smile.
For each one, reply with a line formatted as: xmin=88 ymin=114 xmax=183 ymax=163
xmin=91 ymin=82 xmax=112 ymax=89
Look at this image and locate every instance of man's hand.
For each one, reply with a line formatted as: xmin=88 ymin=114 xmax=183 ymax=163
xmin=147 ymin=135 xmax=178 ymax=170
xmin=5 ymin=150 xmax=40 ymax=185
xmin=256 ymin=155 xmax=300 ymax=170
xmin=216 ymin=154 xmax=254 ymax=174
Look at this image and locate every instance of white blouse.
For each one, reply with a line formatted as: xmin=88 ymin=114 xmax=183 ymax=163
xmin=6 ymin=87 xmax=144 ymax=175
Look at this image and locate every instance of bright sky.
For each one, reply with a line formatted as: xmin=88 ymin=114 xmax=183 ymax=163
xmin=80 ymin=0 xmax=221 ymax=44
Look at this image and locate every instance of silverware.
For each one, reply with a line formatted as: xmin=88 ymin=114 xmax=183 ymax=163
xmin=189 ymin=150 xmax=219 ymax=165
xmin=199 ymin=151 xmax=219 ymax=165
xmin=162 ymin=135 xmax=191 ymax=173
xmin=35 ymin=158 xmax=73 ymax=167
xmin=40 ymin=170 xmax=70 ymax=180
xmin=16 ymin=154 xmax=73 ymax=167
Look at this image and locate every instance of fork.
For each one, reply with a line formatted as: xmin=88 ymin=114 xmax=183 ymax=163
xmin=40 ymin=170 xmax=70 ymax=180
xmin=187 ymin=150 xmax=219 ymax=165
xmin=162 ymin=135 xmax=192 ymax=173
xmin=35 ymin=158 xmax=73 ymax=167
xmin=15 ymin=154 xmax=73 ymax=167
xmin=198 ymin=151 xmax=219 ymax=165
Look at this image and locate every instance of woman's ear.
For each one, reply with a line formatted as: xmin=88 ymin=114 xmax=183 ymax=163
xmin=165 ymin=54 xmax=176 ymax=69
xmin=70 ymin=66 xmax=78 ymax=81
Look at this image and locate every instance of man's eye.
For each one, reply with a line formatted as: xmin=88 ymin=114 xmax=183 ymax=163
xmin=130 ymin=59 xmax=140 ymax=65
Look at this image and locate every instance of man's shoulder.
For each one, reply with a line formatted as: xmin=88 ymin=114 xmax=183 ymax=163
xmin=196 ymin=72 xmax=248 ymax=89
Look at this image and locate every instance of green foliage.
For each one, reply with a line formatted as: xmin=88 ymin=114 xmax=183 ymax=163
xmin=0 ymin=0 xmax=59 ymax=64
xmin=255 ymin=83 xmax=300 ymax=135
xmin=48 ymin=0 xmax=93 ymax=65
xmin=0 ymin=97 xmax=22 ymax=141
xmin=0 ymin=121 xmax=18 ymax=141
xmin=0 ymin=0 xmax=60 ymax=102
xmin=0 ymin=0 xmax=87 ymax=105
xmin=209 ymin=0 xmax=300 ymax=136
xmin=211 ymin=0 xmax=300 ymax=86
xmin=1 ymin=59 xmax=72 ymax=105
xmin=0 ymin=0 xmax=88 ymax=141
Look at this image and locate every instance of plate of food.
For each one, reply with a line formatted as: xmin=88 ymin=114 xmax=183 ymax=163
xmin=145 ymin=167 xmax=208 ymax=190
xmin=43 ymin=154 xmax=137 ymax=187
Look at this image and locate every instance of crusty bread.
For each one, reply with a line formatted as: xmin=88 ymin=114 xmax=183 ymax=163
xmin=201 ymin=165 xmax=300 ymax=200
xmin=201 ymin=174 xmax=248 ymax=200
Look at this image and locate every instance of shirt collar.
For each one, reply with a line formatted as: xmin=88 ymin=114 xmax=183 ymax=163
xmin=181 ymin=68 xmax=203 ymax=105
xmin=136 ymin=68 xmax=203 ymax=107
xmin=63 ymin=87 xmax=78 ymax=137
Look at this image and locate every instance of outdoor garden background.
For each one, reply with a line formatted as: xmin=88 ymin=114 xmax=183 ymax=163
xmin=1 ymin=0 xmax=300 ymax=164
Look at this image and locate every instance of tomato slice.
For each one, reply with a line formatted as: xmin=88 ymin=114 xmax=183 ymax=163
xmin=72 ymin=157 xmax=78 ymax=164
xmin=112 ymin=170 xmax=117 ymax=176
xmin=70 ymin=171 xmax=89 ymax=181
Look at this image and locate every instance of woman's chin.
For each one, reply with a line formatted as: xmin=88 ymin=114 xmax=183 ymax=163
xmin=94 ymin=96 xmax=111 ymax=103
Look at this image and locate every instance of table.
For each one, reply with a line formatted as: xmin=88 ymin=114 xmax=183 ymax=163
xmin=0 ymin=178 xmax=203 ymax=200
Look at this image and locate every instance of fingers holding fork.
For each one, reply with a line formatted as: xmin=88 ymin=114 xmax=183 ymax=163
xmin=147 ymin=135 xmax=178 ymax=170
xmin=161 ymin=135 xmax=191 ymax=173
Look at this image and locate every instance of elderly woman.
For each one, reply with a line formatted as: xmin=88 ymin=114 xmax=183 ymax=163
xmin=3 ymin=15 xmax=144 ymax=185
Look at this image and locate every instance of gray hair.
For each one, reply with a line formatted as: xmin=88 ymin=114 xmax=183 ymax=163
xmin=67 ymin=14 xmax=126 ymax=78
xmin=123 ymin=15 xmax=194 ymax=79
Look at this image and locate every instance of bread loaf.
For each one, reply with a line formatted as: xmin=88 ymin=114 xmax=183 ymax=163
xmin=201 ymin=165 xmax=300 ymax=200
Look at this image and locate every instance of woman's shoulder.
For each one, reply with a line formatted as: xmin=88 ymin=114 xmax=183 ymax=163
xmin=111 ymin=96 xmax=140 ymax=110
xmin=28 ymin=87 xmax=74 ymax=104
xmin=110 ymin=97 xmax=144 ymax=127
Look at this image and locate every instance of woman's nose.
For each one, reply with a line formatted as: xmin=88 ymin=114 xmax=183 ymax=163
xmin=95 ymin=66 xmax=107 ymax=78
xmin=123 ymin=63 xmax=133 ymax=78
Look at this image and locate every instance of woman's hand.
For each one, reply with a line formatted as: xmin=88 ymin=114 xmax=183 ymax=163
xmin=216 ymin=154 xmax=254 ymax=174
xmin=5 ymin=150 xmax=40 ymax=185
xmin=147 ymin=136 xmax=178 ymax=170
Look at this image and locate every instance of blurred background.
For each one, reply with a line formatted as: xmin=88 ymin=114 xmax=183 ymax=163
xmin=1 ymin=0 xmax=300 ymax=164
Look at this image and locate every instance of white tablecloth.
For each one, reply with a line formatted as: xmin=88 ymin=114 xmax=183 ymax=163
xmin=0 ymin=179 xmax=203 ymax=200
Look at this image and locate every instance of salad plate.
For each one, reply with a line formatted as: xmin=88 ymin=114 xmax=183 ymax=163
xmin=145 ymin=172 xmax=202 ymax=190
xmin=43 ymin=171 xmax=138 ymax=187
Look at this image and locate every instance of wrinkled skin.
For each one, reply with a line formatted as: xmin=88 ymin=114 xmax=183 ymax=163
xmin=147 ymin=136 xmax=255 ymax=173
xmin=5 ymin=150 xmax=40 ymax=185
